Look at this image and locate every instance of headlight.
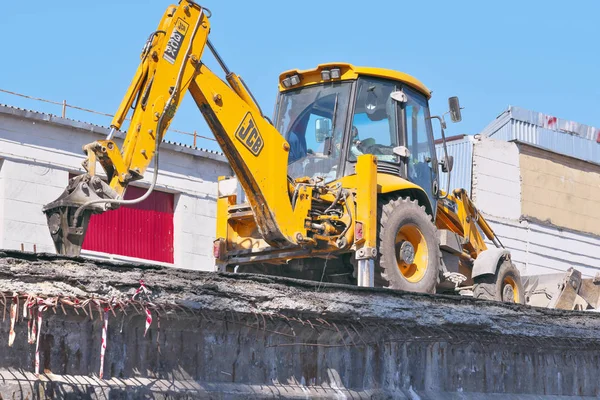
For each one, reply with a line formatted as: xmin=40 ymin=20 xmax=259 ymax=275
xmin=330 ymin=68 xmax=341 ymax=79
xmin=290 ymin=74 xmax=301 ymax=86
xmin=321 ymin=69 xmax=331 ymax=81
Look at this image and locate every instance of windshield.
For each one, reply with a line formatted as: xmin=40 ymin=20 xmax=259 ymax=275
xmin=276 ymin=82 xmax=351 ymax=182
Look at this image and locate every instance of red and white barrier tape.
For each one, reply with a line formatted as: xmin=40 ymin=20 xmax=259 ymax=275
xmin=132 ymin=280 xmax=152 ymax=300
xmin=34 ymin=305 xmax=43 ymax=375
xmin=144 ymin=307 xmax=152 ymax=337
xmin=133 ymin=280 xmax=153 ymax=337
xmin=27 ymin=308 xmax=37 ymax=344
xmin=99 ymin=309 xmax=108 ymax=379
xmin=3 ymin=282 xmax=162 ymax=377
xmin=8 ymin=295 xmax=17 ymax=347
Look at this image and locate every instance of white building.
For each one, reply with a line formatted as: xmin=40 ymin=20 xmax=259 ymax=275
xmin=0 ymin=104 xmax=231 ymax=270
xmin=436 ymin=106 xmax=600 ymax=277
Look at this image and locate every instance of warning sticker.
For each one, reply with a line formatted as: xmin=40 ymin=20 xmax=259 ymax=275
xmin=163 ymin=18 xmax=189 ymax=64
xmin=442 ymin=198 xmax=458 ymax=214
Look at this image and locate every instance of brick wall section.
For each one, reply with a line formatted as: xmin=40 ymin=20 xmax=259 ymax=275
xmin=0 ymin=105 xmax=231 ymax=270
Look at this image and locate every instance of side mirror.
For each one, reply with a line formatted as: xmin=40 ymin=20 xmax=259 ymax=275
xmin=441 ymin=155 xmax=454 ymax=173
xmin=365 ymin=85 xmax=378 ymax=115
xmin=315 ymin=118 xmax=330 ymax=143
xmin=392 ymin=146 xmax=411 ymax=158
xmin=448 ymin=96 xmax=462 ymax=123
xmin=390 ymin=91 xmax=407 ymax=103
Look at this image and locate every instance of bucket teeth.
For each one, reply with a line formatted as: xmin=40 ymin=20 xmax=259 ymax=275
xmin=42 ymin=174 xmax=119 ymax=256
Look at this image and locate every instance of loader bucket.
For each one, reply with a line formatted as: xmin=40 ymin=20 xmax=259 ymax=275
xmin=522 ymin=268 xmax=600 ymax=310
xmin=42 ymin=174 xmax=119 ymax=256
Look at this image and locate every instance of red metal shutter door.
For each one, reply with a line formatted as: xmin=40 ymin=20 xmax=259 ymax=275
xmin=81 ymin=185 xmax=174 ymax=263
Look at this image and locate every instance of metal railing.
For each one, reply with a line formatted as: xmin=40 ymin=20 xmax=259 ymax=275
xmin=0 ymin=88 xmax=216 ymax=147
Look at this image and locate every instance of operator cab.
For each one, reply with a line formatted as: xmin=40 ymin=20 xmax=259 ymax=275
xmin=275 ymin=63 xmax=440 ymax=209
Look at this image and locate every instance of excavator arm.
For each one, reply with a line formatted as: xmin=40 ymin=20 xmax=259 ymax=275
xmin=436 ymin=188 xmax=504 ymax=259
xmin=43 ymin=1 xmax=307 ymax=255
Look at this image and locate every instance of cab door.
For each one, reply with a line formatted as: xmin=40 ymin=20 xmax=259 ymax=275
xmin=402 ymin=86 xmax=439 ymax=216
xmin=342 ymin=77 xmax=403 ymax=174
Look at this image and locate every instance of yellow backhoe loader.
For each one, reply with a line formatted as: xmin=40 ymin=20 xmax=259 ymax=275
xmin=43 ymin=1 xmax=524 ymax=303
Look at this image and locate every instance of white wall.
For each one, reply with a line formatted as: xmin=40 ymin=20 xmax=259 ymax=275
xmin=472 ymin=136 xmax=521 ymax=220
xmin=0 ymin=159 xmax=67 ymax=253
xmin=472 ymin=136 xmax=600 ymax=277
xmin=0 ymin=105 xmax=231 ymax=270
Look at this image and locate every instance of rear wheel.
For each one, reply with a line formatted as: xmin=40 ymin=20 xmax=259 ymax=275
xmin=473 ymin=259 xmax=524 ymax=303
xmin=376 ymin=196 xmax=440 ymax=293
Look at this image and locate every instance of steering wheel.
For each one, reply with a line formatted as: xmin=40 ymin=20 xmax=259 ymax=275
xmin=368 ymin=144 xmax=394 ymax=155
xmin=356 ymin=138 xmax=375 ymax=153
xmin=358 ymin=139 xmax=393 ymax=156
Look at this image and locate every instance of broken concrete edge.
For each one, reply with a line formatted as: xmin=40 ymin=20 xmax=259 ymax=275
xmin=0 ymin=249 xmax=165 ymax=271
xmin=0 ymin=249 xmax=594 ymax=316
xmin=2 ymin=249 xmax=600 ymax=341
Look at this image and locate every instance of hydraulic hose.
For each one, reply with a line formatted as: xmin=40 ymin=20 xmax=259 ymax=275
xmin=72 ymin=7 xmax=206 ymax=226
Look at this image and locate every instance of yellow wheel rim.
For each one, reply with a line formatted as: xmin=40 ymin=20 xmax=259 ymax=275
xmin=395 ymin=224 xmax=428 ymax=283
xmin=502 ymin=276 xmax=519 ymax=303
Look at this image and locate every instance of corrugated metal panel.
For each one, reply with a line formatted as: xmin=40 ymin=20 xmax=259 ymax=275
xmin=481 ymin=106 xmax=600 ymax=164
xmin=512 ymin=119 xmax=538 ymax=143
xmin=511 ymin=106 xmax=598 ymax=141
xmin=478 ymin=109 xmax=512 ymax=140
xmin=484 ymin=215 xmax=600 ymax=277
xmin=82 ymin=185 xmax=174 ymax=263
xmin=435 ymin=136 xmax=473 ymax=195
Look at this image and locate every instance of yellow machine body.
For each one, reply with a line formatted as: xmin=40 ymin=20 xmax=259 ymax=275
xmin=213 ymin=61 xmax=436 ymax=269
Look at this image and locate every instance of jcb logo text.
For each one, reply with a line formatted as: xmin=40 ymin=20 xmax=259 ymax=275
xmin=235 ymin=113 xmax=264 ymax=156
xmin=163 ymin=18 xmax=189 ymax=64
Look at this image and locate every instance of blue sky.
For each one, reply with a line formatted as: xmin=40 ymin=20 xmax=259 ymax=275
xmin=1 ymin=1 xmax=598 ymax=152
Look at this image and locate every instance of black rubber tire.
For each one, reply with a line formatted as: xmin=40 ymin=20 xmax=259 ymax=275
xmin=376 ymin=196 xmax=440 ymax=293
xmin=473 ymin=259 xmax=525 ymax=304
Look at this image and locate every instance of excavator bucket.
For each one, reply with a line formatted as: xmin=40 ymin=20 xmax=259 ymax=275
xmin=42 ymin=174 xmax=119 ymax=256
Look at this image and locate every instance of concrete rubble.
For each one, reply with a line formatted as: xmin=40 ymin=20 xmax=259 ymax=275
xmin=2 ymin=250 xmax=600 ymax=399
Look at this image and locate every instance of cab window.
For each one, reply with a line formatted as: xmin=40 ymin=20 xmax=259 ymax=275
xmin=276 ymin=82 xmax=351 ymax=182
xmin=348 ymin=77 xmax=398 ymax=163
xmin=404 ymin=86 xmax=436 ymax=202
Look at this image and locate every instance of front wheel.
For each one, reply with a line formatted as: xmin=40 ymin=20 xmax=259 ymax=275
xmin=473 ymin=259 xmax=524 ymax=303
xmin=376 ymin=196 xmax=440 ymax=293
